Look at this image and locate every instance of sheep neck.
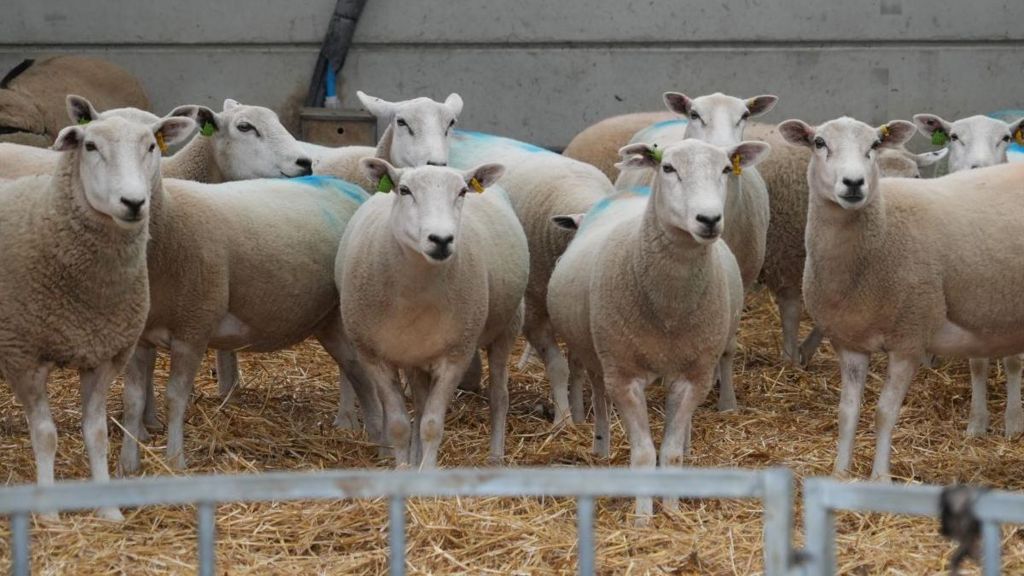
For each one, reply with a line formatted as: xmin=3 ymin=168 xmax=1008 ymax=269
xmin=161 ymin=134 xmax=224 ymax=183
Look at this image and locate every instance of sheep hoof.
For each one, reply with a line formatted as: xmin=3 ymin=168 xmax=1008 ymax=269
xmin=143 ymin=418 xmax=163 ymax=434
xmin=485 ymin=455 xmax=504 ymax=467
xmin=97 ymin=507 xmax=125 ymax=523
xmin=1006 ymin=418 xmax=1024 ymax=439
xmin=966 ymin=419 xmax=988 ymax=438
xmin=136 ymin=427 xmax=152 ymax=443
xmin=333 ymin=412 xmax=359 ymax=430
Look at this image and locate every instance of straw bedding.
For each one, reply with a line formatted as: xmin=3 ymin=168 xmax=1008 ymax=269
xmin=1 ymin=288 xmax=1022 ymax=574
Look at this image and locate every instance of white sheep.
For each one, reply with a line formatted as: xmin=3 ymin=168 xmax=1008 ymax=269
xmin=779 ymin=116 xmax=1024 ymax=482
xmin=914 ymin=112 xmax=1024 ymax=438
xmin=312 ymin=91 xmax=464 ymax=191
xmin=548 ymin=139 xmax=768 ymax=521
xmin=449 ymin=129 xmax=614 ymax=424
xmin=337 ymin=160 xmax=528 ymax=467
xmin=0 ymin=115 xmax=194 ymax=520
xmin=749 ymin=120 xmax=948 ymax=367
xmin=118 ymin=174 xmax=373 ymax=472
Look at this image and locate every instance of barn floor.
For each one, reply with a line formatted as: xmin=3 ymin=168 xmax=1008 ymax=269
xmin=1 ymin=288 xmax=1022 ymax=574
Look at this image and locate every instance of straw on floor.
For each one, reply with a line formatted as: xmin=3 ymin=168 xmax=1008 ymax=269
xmin=1 ymin=288 xmax=1022 ymax=574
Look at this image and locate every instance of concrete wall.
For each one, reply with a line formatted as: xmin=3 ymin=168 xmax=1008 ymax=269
xmin=2 ymin=0 xmax=1022 ymax=148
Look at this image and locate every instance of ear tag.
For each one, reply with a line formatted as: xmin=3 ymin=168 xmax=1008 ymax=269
xmin=731 ymin=153 xmax=743 ymax=176
xmin=200 ymin=121 xmax=216 ymax=137
xmin=155 ymin=131 xmax=169 ymax=154
xmin=650 ymin=145 xmax=663 ymax=164
xmin=878 ymin=124 xmax=891 ymax=139
xmin=376 ymin=173 xmax=394 ymax=193
xmin=1015 ymin=129 xmax=1024 ymax=146
xmin=931 ymin=130 xmax=949 ymax=146
xmin=470 ymin=177 xmax=485 ymax=193
xmin=77 ymin=117 xmax=90 ymax=125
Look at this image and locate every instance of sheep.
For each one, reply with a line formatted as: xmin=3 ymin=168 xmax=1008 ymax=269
xmin=749 ymin=120 xmax=948 ymax=367
xmin=449 ymin=129 xmax=614 ymax=424
xmin=562 ymin=111 xmax=675 ymax=180
xmin=117 ymin=174 xmax=373 ymax=473
xmin=337 ymin=159 xmax=528 ymax=467
xmin=0 ymin=56 xmax=149 ymax=145
xmin=547 ymin=139 xmax=768 ymax=520
xmin=778 ymin=116 xmax=1024 ymax=482
xmin=914 ymin=112 xmax=1024 ymax=438
xmin=0 ymin=114 xmax=194 ymax=520
xmin=312 ymin=91 xmax=463 ymax=190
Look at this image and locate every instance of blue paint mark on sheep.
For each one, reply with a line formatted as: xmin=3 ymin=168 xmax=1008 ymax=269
xmin=292 ymin=175 xmax=368 ymax=205
xmin=578 ymin=186 xmax=651 ymax=232
xmin=453 ymin=130 xmax=552 ymax=154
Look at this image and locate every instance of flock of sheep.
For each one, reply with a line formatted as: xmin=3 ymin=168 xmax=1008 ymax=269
xmin=2 ymin=55 xmax=1024 ymax=524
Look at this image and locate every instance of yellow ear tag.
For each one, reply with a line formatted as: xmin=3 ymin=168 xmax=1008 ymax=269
xmin=879 ymin=124 xmax=891 ymax=139
xmin=470 ymin=177 xmax=485 ymax=193
xmin=731 ymin=153 xmax=743 ymax=176
xmin=155 ymin=131 xmax=169 ymax=154
xmin=1015 ymin=129 xmax=1024 ymax=146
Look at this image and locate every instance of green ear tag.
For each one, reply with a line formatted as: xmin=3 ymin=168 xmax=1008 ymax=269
xmin=77 ymin=117 xmax=90 ymax=125
xmin=931 ymin=130 xmax=949 ymax=146
xmin=377 ymin=173 xmax=394 ymax=193
xmin=650 ymin=145 xmax=663 ymax=164
xmin=200 ymin=121 xmax=216 ymax=137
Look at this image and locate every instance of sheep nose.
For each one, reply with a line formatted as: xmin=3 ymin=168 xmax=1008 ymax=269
xmin=120 ymin=197 xmax=146 ymax=216
xmin=696 ymin=213 xmax=722 ymax=227
xmin=428 ymin=234 xmax=454 ymax=248
xmin=426 ymin=160 xmax=447 ymax=167
xmin=295 ymin=157 xmax=313 ymax=174
xmin=842 ymin=177 xmax=865 ymax=191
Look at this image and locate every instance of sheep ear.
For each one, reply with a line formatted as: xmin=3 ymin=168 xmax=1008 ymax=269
xmin=52 ymin=125 xmax=84 ymax=151
xmin=617 ymin=143 xmax=660 ymax=169
xmin=222 ymin=98 xmax=241 ymax=112
xmin=1007 ymin=118 xmax=1024 ymax=145
xmin=66 ymin=94 xmax=100 ymax=125
xmin=778 ymin=119 xmax=816 ymax=148
xmin=728 ymin=141 xmax=772 ymax=169
xmin=663 ymin=92 xmax=693 ymax=116
xmin=878 ymin=120 xmax=916 ymax=149
xmin=913 ymin=113 xmax=952 ymax=139
xmin=361 ymin=157 xmax=400 ymax=191
xmin=465 ymin=163 xmax=505 ymax=191
xmin=168 ymin=105 xmax=216 ymax=131
xmin=914 ymin=148 xmax=948 ymax=167
xmin=552 ymin=213 xmax=585 ymax=230
xmin=745 ymin=95 xmax=779 ymax=118
xmin=357 ymin=91 xmax=395 ymax=119
xmin=153 ymin=117 xmax=197 ymax=147
xmin=444 ymin=93 xmax=464 ymax=117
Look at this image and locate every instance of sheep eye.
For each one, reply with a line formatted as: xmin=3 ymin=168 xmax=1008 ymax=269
xmin=445 ymin=118 xmax=456 ymax=135
xmin=950 ymin=133 xmax=960 ymax=142
xmin=237 ymin=122 xmax=253 ymax=132
xmin=740 ymin=111 xmax=751 ymax=121
xmin=398 ymin=185 xmax=412 ymax=196
xmin=459 ymin=187 xmax=469 ymax=197
xmin=722 ymin=165 xmax=732 ymax=174
xmin=396 ymin=118 xmax=414 ymax=135
xmin=662 ymin=164 xmax=676 ymax=174
xmin=689 ymin=111 xmax=701 ymax=122
xmin=1002 ymin=135 xmax=1012 ymax=143
xmin=85 ymin=142 xmax=97 ymax=152
xmin=148 ymin=143 xmax=156 ymax=153
xmin=870 ymin=140 xmax=882 ymax=151
xmin=813 ymin=137 xmax=826 ymax=149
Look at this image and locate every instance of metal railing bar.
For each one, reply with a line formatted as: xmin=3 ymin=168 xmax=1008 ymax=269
xmin=0 ymin=467 xmax=776 ymax=514
xmin=10 ymin=512 xmax=30 ymax=576
xmin=981 ymin=520 xmax=1001 ymax=576
xmin=197 ymin=501 xmax=216 ymax=576
xmin=576 ymin=495 xmax=595 ymax=576
xmin=388 ymin=496 xmax=406 ymax=576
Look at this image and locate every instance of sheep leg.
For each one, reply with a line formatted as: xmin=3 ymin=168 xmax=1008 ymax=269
xmin=10 ymin=365 xmax=56 ymax=489
xmin=605 ymin=371 xmax=655 ymax=524
xmin=661 ymin=369 xmax=715 ymax=513
xmin=585 ymin=365 xmax=610 ymax=458
xmin=487 ymin=327 xmax=517 ymax=465
xmin=165 ymin=342 xmax=204 ymax=470
xmin=215 ymin=350 xmax=240 ymax=399
xmin=1004 ymin=355 xmax=1023 ymax=438
xmin=135 ymin=345 xmax=160 ymax=438
xmin=79 ymin=361 xmax=124 ymax=522
xmin=368 ymin=361 xmax=411 ymax=467
xmin=419 ymin=357 xmax=470 ymax=468
xmin=967 ymin=358 xmax=990 ymax=437
xmin=799 ymin=326 xmax=825 ymax=368
xmin=716 ymin=337 xmax=737 ymax=412
xmin=523 ymin=319 xmax=573 ymax=425
xmin=120 ymin=346 xmax=152 ymax=475
xmin=407 ymin=368 xmax=431 ymax=467
xmin=870 ymin=352 xmax=919 ymax=482
xmin=456 ymin=352 xmax=483 ymax=393
xmin=778 ymin=294 xmax=802 ymax=365
xmin=834 ymin=348 xmax=869 ymax=477
xmin=315 ymin=321 xmax=383 ymax=444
